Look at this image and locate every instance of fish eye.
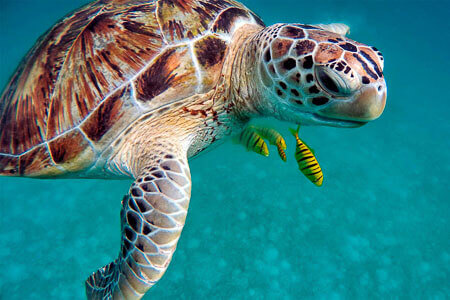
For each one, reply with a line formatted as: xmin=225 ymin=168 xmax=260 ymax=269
xmin=315 ymin=66 xmax=353 ymax=97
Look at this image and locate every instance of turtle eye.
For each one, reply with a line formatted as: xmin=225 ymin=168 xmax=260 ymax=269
xmin=318 ymin=70 xmax=339 ymax=94
xmin=315 ymin=66 xmax=353 ymax=97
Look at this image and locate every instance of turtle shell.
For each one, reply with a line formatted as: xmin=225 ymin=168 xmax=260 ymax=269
xmin=0 ymin=0 xmax=264 ymax=177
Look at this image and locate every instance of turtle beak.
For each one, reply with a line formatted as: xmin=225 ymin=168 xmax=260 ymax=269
xmin=317 ymin=81 xmax=387 ymax=122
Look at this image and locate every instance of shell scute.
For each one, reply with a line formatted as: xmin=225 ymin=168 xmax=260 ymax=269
xmin=47 ymin=2 xmax=163 ymax=139
xmin=193 ymin=35 xmax=228 ymax=90
xmin=0 ymin=3 xmax=106 ymax=155
xmin=157 ymin=0 xmax=242 ymax=43
xmin=134 ymin=46 xmax=197 ymax=105
xmin=48 ymin=129 xmax=95 ymax=173
xmin=0 ymin=155 xmax=19 ymax=176
xmin=211 ymin=7 xmax=251 ymax=34
xmin=80 ymin=85 xmax=141 ymax=149
xmin=195 ymin=35 xmax=228 ymax=68
xmin=19 ymin=145 xmax=63 ymax=177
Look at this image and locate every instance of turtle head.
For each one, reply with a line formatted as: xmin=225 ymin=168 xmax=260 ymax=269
xmin=254 ymin=23 xmax=386 ymax=127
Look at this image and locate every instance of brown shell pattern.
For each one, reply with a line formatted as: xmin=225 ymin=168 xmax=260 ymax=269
xmin=0 ymin=0 xmax=264 ymax=176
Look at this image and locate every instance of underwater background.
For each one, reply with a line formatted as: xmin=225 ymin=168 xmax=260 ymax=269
xmin=0 ymin=0 xmax=449 ymax=298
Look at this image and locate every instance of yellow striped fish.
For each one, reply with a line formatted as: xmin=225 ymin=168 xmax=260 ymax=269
xmin=290 ymin=126 xmax=323 ymax=186
xmin=276 ymin=144 xmax=287 ymax=162
xmin=239 ymin=126 xmax=269 ymax=156
xmin=257 ymin=127 xmax=287 ymax=162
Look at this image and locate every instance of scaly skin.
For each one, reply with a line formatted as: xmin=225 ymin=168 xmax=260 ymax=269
xmin=91 ymin=22 xmax=386 ymax=298
xmin=230 ymin=24 xmax=386 ymax=126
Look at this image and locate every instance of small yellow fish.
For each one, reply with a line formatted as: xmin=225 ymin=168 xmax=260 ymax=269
xmin=290 ymin=126 xmax=323 ymax=186
xmin=239 ymin=126 xmax=269 ymax=156
xmin=276 ymin=144 xmax=287 ymax=162
xmin=256 ymin=127 xmax=287 ymax=162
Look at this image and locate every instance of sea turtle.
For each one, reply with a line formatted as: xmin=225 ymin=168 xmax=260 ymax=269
xmin=0 ymin=0 xmax=386 ymax=298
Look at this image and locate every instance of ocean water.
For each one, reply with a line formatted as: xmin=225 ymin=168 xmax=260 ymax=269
xmin=0 ymin=0 xmax=449 ymax=299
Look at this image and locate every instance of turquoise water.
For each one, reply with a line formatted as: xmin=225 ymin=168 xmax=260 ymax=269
xmin=0 ymin=0 xmax=449 ymax=299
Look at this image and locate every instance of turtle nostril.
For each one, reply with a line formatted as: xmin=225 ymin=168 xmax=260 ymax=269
xmin=377 ymin=85 xmax=382 ymax=92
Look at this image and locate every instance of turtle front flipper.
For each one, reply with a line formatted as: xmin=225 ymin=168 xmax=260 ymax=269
xmin=86 ymin=152 xmax=191 ymax=299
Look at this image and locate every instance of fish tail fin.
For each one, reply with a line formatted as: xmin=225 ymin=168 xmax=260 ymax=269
xmin=289 ymin=125 xmax=300 ymax=137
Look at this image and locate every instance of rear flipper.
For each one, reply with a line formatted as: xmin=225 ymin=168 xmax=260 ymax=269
xmin=86 ymin=153 xmax=191 ymax=299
